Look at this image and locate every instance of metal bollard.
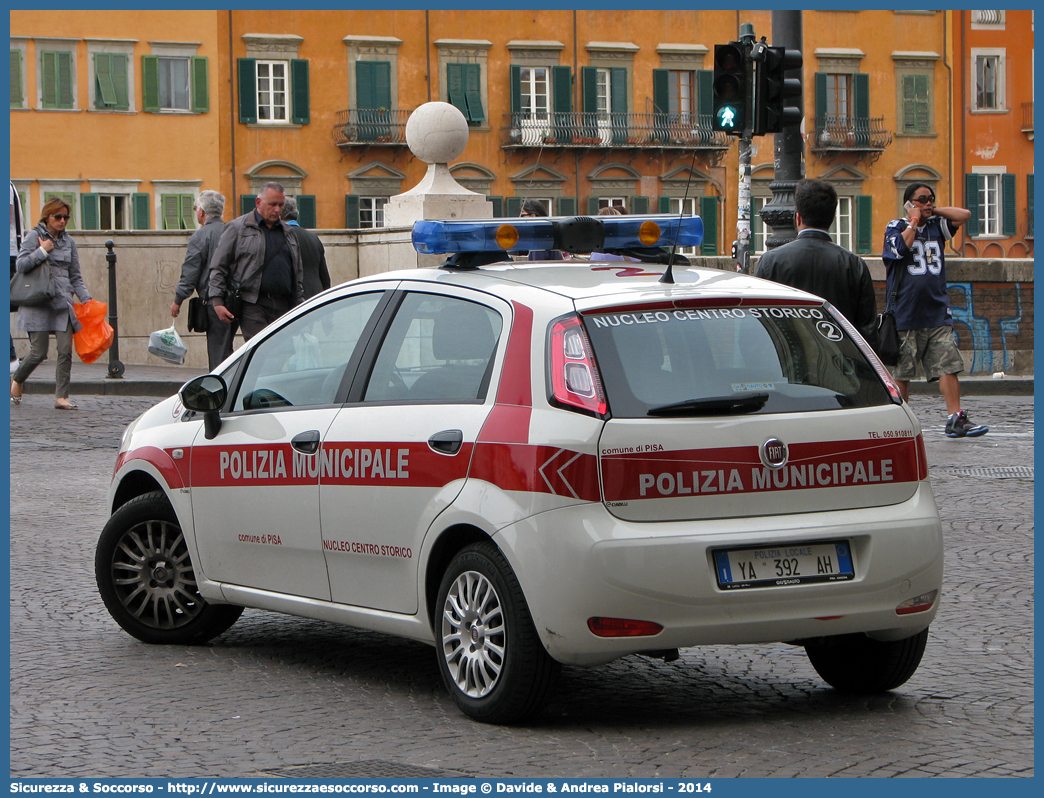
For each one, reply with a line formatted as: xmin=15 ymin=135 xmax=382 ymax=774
xmin=104 ymin=240 xmax=125 ymax=378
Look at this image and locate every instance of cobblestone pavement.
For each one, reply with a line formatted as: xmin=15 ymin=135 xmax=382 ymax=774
xmin=7 ymin=393 xmax=1033 ymax=779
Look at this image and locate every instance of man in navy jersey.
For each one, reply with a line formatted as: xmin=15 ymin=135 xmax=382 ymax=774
xmin=883 ymin=183 xmax=987 ymax=438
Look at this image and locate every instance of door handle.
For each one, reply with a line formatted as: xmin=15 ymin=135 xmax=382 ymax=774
xmin=428 ymin=429 xmax=464 ymax=456
xmin=291 ymin=430 xmax=321 ymax=455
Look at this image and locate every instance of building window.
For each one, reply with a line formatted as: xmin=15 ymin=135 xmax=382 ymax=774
xmin=669 ymin=70 xmax=695 ymax=120
xmin=142 ymin=45 xmax=208 ymax=114
xmin=39 ymin=49 xmax=75 ymax=110
xmin=965 ymin=171 xmax=1016 ymax=238
xmin=520 ymin=67 xmax=549 ymax=121
xmin=829 ymin=196 xmax=853 ymax=252
xmin=752 ymin=196 xmax=767 ymax=255
xmin=582 ymin=66 xmax=628 ymax=145
xmin=162 ymin=194 xmax=196 ymax=230
xmin=159 ymin=57 xmax=190 ymax=109
xmin=359 ymin=197 xmax=387 ymax=229
xmin=99 ymin=195 xmax=128 ymax=230
xmin=257 ymin=60 xmax=288 ymax=122
xmin=825 ymin=73 xmax=851 ymax=121
xmin=668 ymin=196 xmax=699 ymax=256
xmin=92 ymin=53 xmax=130 ymax=111
xmin=901 ymin=74 xmax=930 ymax=134
xmin=447 ymin=62 xmax=485 ymax=124
xmin=974 ymin=52 xmax=1003 ymax=110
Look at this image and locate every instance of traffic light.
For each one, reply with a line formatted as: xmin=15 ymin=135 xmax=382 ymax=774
xmin=752 ymin=44 xmax=802 ymax=136
xmin=712 ymin=42 xmax=748 ymax=134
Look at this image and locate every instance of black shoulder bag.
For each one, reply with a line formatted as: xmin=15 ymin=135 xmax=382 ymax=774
xmin=875 ymin=253 xmax=904 ymax=367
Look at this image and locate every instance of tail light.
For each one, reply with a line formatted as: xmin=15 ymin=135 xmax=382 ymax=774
xmin=588 ymin=617 xmax=664 ymax=637
xmin=549 ymin=315 xmax=607 ymax=416
xmin=914 ymin=433 xmax=929 ymax=481
xmin=896 ymin=590 xmax=938 ymax=615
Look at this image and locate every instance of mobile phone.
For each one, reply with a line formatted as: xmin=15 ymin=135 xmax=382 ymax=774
xmin=904 ymin=201 xmax=915 ymax=212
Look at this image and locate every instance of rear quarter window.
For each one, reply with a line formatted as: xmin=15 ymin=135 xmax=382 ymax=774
xmin=583 ymin=304 xmax=891 ymax=418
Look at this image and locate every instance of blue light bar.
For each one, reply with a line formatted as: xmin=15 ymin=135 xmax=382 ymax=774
xmin=412 ymin=214 xmax=704 ymax=255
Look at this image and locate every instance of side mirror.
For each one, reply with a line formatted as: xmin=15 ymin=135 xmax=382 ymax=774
xmin=180 ymin=375 xmax=228 ymax=440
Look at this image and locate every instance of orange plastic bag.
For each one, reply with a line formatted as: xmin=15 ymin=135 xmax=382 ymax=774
xmin=73 ymin=299 xmax=114 ymax=364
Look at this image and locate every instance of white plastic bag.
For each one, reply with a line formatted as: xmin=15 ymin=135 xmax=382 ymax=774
xmin=148 ymin=323 xmax=188 ymax=365
xmin=290 ymin=332 xmax=322 ymax=371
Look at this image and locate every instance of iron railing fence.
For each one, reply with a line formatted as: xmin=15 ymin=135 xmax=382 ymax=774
xmin=501 ymin=111 xmax=729 ymax=149
xmin=333 ymin=109 xmax=411 ymax=147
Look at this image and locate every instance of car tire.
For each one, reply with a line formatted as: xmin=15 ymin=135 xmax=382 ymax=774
xmin=95 ymin=491 xmax=243 ymax=645
xmin=435 ymin=540 xmax=559 ymax=724
xmin=804 ymin=628 xmax=930 ymax=693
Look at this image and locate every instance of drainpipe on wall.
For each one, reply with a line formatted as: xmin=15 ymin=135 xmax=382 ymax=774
xmin=573 ymin=10 xmax=580 ymax=203
xmin=425 ymin=11 xmax=431 ymax=103
xmin=228 ymin=10 xmax=237 ymax=208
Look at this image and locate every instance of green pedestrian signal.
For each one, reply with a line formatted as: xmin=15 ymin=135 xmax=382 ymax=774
xmin=712 ymin=42 xmax=748 ymax=135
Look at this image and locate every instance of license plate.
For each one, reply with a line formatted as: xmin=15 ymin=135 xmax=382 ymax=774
xmin=714 ymin=540 xmax=854 ymax=590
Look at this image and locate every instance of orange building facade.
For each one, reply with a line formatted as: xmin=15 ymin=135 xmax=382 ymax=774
xmin=9 ymin=9 xmax=1033 ymax=260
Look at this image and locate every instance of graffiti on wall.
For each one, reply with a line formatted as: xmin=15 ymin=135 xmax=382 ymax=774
xmin=949 ymin=282 xmax=1026 ymax=373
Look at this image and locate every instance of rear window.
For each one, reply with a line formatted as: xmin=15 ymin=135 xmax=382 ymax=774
xmin=583 ymin=304 xmax=891 ymax=418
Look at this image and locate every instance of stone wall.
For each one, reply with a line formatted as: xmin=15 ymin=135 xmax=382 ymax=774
xmin=12 ymin=231 xmax=1033 ymax=376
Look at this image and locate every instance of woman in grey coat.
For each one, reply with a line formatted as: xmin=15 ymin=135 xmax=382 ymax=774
xmin=11 ymin=197 xmax=92 ymax=409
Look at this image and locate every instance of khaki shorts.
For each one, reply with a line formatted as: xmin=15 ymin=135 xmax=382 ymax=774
xmin=894 ymin=325 xmax=964 ymax=382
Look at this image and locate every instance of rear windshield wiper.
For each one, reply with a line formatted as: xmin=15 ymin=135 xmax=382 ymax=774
xmin=647 ymin=392 xmax=770 ymax=416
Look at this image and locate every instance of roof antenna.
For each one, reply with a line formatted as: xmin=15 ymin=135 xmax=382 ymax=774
xmin=660 ymin=145 xmax=700 ymax=284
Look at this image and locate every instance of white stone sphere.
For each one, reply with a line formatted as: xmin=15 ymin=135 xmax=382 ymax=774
xmin=406 ymin=102 xmax=469 ymax=164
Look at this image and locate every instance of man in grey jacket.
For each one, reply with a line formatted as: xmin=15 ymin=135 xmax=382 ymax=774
xmin=208 ymin=182 xmax=304 ymax=341
xmin=169 ymin=190 xmax=230 ymax=370
xmin=754 ymin=178 xmax=878 ymax=348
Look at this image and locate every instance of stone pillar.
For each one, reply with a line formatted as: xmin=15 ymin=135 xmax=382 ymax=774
xmin=383 ymin=102 xmax=493 ymax=269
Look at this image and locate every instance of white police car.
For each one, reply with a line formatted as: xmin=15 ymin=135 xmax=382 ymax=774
xmin=96 ymin=213 xmax=942 ymax=723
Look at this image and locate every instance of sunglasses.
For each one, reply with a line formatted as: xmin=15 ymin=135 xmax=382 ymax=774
xmin=911 ymin=195 xmax=935 ymax=204
xmin=51 ymin=214 xmax=71 ymax=221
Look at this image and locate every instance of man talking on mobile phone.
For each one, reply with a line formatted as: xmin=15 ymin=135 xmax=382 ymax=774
xmin=882 ymin=183 xmax=987 ymax=438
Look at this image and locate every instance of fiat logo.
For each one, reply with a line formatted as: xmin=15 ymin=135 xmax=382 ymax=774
xmin=760 ymin=438 xmax=788 ymax=469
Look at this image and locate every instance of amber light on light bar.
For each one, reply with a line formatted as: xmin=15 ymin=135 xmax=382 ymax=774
xmin=588 ymin=617 xmax=664 ymax=637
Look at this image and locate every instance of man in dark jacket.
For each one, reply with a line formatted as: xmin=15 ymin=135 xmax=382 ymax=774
xmin=754 ymin=178 xmax=878 ymax=348
xmin=280 ymin=195 xmax=331 ymax=299
xmin=170 ymin=190 xmax=230 ymax=370
xmin=208 ymin=182 xmax=304 ymax=342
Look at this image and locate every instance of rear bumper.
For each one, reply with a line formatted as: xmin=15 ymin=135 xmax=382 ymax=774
xmin=495 ymin=482 xmax=943 ymax=665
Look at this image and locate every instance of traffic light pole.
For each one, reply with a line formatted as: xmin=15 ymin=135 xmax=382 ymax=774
xmin=734 ymin=24 xmax=756 ymax=274
xmin=759 ymin=10 xmax=805 ymax=251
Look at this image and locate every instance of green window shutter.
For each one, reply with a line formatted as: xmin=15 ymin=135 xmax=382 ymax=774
xmin=132 ymin=193 xmax=150 ymax=230
xmin=586 ymin=196 xmax=600 ymax=216
xmin=853 ymin=72 xmax=870 ymax=123
xmin=855 ymin=195 xmax=873 ymax=254
xmin=41 ymin=192 xmax=78 ymax=228
xmin=41 ymin=51 xmax=59 ymax=108
xmin=81 ymin=194 xmax=100 ymax=231
xmin=487 ymin=196 xmax=504 ymax=217
xmin=95 ymin=53 xmax=117 ymax=108
xmin=57 ymin=51 xmax=74 ymax=108
xmin=238 ymin=58 xmax=257 ymax=123
xmin=652 ymin=69 xmax=669 ymax=114
xmin=510 ymin=65 xmax=522 ymax=116
xmin=10 ymin=51 xmax=23 ymax=107
xmin=631 ymin=196 xmax=650 ymax=215
xmin=697 ymin=70 xmax=713 ymax=117
xmin=162 ymin=194 xmax=181 ymax=230
xmin=552 ymin=66 xmax=572 ymax=114
xmin=192 ymin=56 xmax=209 ymax=113
xmin=297 ymin=195 xmax=317 ymax=229
xmin=658 ymin=196 xmax=672 ymax=214
xmin=345 ymin=195 xmax=360 ymax=229
xmin=291 ymin=59 xmax=310 ymax=125
xmin=557 ymin=196 xmax=577 ymax=217
xmin=581 ymin=66 xmax=598 ymax=113
xmin=505 ymin=197 xmax=523 ymax=218
xmin=814 ymin=72 xmax=827 ymax=135
xmin=113 ymin=54 xmax=129 ymax=110
xmin=964 ymin=174 xmax=980 ymax=237
xmin=142 ymin=55 xmax=160 ymax=112
xmin=1001 ymin=173 xmax=1017 ymax=237
xmin=241 ymin=195 xmax=255 ymax=216
xmin=610 ymin=67 xmax=627 ymax=114
xmin=464 ymin=63 xmax=484 ymax=123
xmin=1027 ymin=175 xmax=1034 ymax=238
xmin=180 ymin=194 xmax=195 ymax=230
xmin=700 ymin=196 xmax=719 ymax=255
xmin=552 ymin=66 xmax=573 ymax=142
xmin=446 ymin=63 xmax=469 ymax=120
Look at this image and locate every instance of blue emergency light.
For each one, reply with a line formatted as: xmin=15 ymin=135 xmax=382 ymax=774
xmin=412 ymin=214 xmax=704 ymax=256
